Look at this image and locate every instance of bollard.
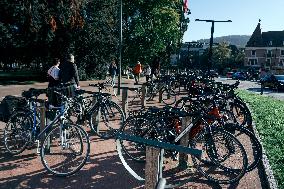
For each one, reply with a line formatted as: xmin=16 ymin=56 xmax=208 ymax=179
xmin=92 ymin=95 xmax=100 ymax=133
xmin=38 ymin=102 xmax=47 ymax=154
xmin=141 ymin=84 xmax=147 ymax=107
xmin=145 ymin=146 xmax=160 ymax=189
xmin=121 ymin=88 xmax=128 ymax=115
xmin=179 ymin=116 xmax=191 ymax=168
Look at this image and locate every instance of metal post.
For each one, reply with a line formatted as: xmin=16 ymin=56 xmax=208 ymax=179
xmin=117 ymin=0 xmax=122 ymax=96
xmin=195 ymin=19 xmax=232 ymax=71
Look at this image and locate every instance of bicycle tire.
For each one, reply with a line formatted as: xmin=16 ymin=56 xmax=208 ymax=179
xmin=4 ymin=111 xmax=33 ymax=155
xmin=89 ymin=101 xmax=125 ymax=139
xmin=222 ymin=122 xmax=262 ymax=172
xmin=119 ymin=115 xmax=151 ymax=162
xmin=190 ymin=128 xmax=248 ymax=184
xmin=161 ymin=88 xmax=176 ymax=105
xmin=40 ymin=123 xmax=90 ymax=177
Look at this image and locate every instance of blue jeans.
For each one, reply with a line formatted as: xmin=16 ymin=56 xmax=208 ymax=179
xmin=111 ymin=75 xmax=116 ymax=86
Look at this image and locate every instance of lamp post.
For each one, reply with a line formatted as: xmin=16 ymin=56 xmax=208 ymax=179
xmin=117 ymin=0 xmax=122 ymax=95
xmin=195 ymin=19 xmax=232 ymax=71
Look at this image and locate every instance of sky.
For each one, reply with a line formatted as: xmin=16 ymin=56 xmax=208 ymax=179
xmin=183 ymin=0 xmax=284 ymax=42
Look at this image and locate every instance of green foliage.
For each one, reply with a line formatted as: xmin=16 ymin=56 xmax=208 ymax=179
xmin=238 ymin=90 xmax=284 ymax=188
xmin=0 ymin=0 xmax=186 ymax=79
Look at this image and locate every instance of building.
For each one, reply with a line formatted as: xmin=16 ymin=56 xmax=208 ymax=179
xmin=172 ymin=42 xmax=215 ymax=67
xmin=245 ymin=21 xmax=284 ymax=74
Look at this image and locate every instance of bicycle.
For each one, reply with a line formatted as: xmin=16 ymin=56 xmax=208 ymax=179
xmin=71 ymin=82 xmax=125 ymax=139
xmin=119 ymin=105 xmax=248 ymax=184
xmin=3 ymin=88 xmax=90 ymax=177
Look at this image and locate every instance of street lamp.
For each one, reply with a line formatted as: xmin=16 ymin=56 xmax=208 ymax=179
xmin=117 ymin=0 xmax=122 ymax=95
xmin=195 ymin=19 xmax=232 ymax=71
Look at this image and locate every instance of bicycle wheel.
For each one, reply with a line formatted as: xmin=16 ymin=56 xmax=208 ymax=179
xmin=120 ymin=116 xmax=151 ymax=162
xmin=190 ymin=128 xmax=248 ymax=184
xmin=222 ymin=122 xmax=262 ymax=172
xmin=4 ymin=111 xmax=33 ymax=155
xmin=89 ymin=101 xmax=125 ymax=139
xmin=40 ymin=123 xmax=90 ymax=177
xmin=161 ymin=88 xmax=176 ymax=105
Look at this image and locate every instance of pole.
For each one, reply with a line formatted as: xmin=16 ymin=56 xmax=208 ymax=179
xmin=117 ymin=0 xmax=122 ymax=95
xmin=195 ymin=19 xmax=232 ymax=71
xmin=208 ymin=22 xmax=214 ymax=70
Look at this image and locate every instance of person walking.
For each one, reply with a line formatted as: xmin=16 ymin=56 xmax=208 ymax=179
xmin=151 ymin=57 xmax=161 ymax=79
xmin=109 ymin=60 xmax=117 ymax=86
xmin=47 ymin=58 xmax=61 ymax=88
xmin=59 ymin=54 xmax=80 ymax=89
xmin=144 ymin=64 xmax=151 ymax=82
xmin=133 ymin=61 xmax=142 ymax=84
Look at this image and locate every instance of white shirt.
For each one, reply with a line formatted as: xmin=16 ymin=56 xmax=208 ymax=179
xmin=48 ymin=65 xmax=60 ymax=80
xmin=144 ymin=67 xmax=151 ymax=75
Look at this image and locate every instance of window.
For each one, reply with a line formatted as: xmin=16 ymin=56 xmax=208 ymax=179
xmin=251 ymin=50 xmax=256 ymax=56
xmin=269 ymin=41 xmax=273 ymax=46
xmin=249 ymin=59 xmax=257 ymax=65
xmin=281 ymin=50 xmax=284 ymax=56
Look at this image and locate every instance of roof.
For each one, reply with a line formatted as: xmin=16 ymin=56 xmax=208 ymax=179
xmin=246 ymin=22 xmax=284 ymax=47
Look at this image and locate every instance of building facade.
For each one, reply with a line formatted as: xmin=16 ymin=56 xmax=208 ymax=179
xmin=245 ymin=22 xmax=284 ymax=74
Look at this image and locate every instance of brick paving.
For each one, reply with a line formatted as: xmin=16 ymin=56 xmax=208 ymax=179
xmin=0 ymin=77 xmax=270 ymax=189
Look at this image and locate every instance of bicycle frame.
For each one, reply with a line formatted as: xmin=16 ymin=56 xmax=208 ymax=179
xmin=174 ymin=115 xmax=218 ymax=143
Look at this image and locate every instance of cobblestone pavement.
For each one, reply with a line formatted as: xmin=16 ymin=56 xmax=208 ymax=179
xmin=0 ymin=77 xmax=271 ymax=189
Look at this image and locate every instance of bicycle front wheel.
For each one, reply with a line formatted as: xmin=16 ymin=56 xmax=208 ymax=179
xmin=89 ymin=101 xmax=125 ymax=139
xmin=190 ymin=128 xmax=248 ymax=184
xmin=40 ymin=123 xmax=90 ymax=177
xmin=4 ymin=111 xmax=33 ymax=155
xmin=161 ymin=88 xmax=176 ymax=105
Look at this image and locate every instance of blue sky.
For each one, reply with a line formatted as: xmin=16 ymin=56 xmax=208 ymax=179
xmin=183 ymin=0 xmax=284 ymax=42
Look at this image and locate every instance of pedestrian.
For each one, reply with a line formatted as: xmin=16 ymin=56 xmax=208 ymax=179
xmin=109 ymin=59 xmax=117 ymax=86
xmin=143 ymin=64 xmax=151 ymax=82
xmin=47 ymin=58 xmax=61 ymax=106
xmin=151 ymin=57 xmax=161 ymax=79
xmin=59 ymin=54 xmax=80 ymax=89
xmin=47 ymin=58 xmax=61 ymax=88
xmin=133 ymin=61 xmax=142 ymax=84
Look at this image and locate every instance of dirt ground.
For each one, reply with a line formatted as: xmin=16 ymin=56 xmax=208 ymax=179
xmin=0 ymin=77 xmax=271 ymax=189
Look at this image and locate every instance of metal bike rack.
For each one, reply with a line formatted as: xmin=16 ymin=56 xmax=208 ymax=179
xmin=115 ymin=132 xmax=202 ymax=189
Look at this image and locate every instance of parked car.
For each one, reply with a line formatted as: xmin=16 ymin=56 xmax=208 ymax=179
xmin=232 ymin=72 xmax=248 ymax=80
xmin=260 ymin=75 xmax=284 ymax=91
xmin=226 ymin=72 xmax=234 ymax=78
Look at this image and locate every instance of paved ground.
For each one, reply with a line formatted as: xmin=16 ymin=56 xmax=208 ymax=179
xmin=0 ymin=76 xmax=277 ymax=189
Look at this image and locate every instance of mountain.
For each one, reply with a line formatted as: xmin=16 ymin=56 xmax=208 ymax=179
xmin=196 ymin=35 xmax=251 ymax=48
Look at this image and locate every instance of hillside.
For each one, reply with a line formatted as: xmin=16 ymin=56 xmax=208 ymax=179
xmin=196 ymin=35 xmax=251 ymax=47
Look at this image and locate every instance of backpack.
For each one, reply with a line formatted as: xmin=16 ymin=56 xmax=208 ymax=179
xmin=0 ymin=95 xmax=27 ymax=122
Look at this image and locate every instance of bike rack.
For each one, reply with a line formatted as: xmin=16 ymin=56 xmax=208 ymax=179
xmin=115 ymin=132 xmax=202 ymax=189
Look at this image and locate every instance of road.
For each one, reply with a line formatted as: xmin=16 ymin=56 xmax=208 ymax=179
xmin=216 ymin=77 xmax=284 ymax=101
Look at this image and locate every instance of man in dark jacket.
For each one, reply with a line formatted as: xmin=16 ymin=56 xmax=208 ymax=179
xmin=59 ymin=54 xmax=80 ymax=88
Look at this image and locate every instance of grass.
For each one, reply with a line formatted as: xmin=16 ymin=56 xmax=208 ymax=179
xmin=237 ymin=90 xmax=284 ymax=188
xmin=0 ymin=70 xmax=46 ymax=85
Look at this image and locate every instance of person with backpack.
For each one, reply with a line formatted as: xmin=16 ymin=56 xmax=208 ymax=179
xmin=59 ymin=54 xmax=80 ymax=89
xmin=133 ymin=61 xmax=142 ymax=84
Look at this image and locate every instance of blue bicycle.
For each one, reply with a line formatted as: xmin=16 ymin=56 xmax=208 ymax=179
xmin=3 ymin=88 xmax=90 ymax=177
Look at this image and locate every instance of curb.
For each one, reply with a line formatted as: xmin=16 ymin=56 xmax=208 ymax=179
xmin=247 ymin=104 xmax=278 ymax=189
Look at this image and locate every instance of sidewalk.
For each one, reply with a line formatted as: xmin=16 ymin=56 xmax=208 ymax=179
xmin=0 ymin=77 xmax=270 ymax=189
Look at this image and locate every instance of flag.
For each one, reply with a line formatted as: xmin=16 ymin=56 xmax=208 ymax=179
xmin=183 ymin=0 xmax=188 ymax=13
